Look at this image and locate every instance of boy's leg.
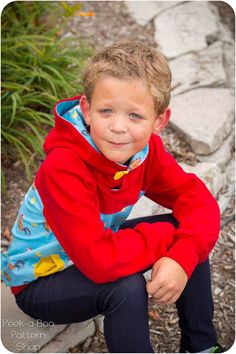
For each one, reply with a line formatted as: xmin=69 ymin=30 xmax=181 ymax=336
xmin=121 ymin=214 xmax=217 ymax=353
xmin=176 ymin=258 xmax=217 ymax=353
xmin=15 ymin=264 xmax=154 ymax=353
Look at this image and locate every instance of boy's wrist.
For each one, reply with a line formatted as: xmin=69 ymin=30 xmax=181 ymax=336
xmin=164 ymin=239 xmax=200 ymax=279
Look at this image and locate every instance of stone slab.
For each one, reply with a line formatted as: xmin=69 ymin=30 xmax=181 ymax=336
xmin=94 ymin=315 xmax=104 ymax=334
xmin=222 ymin=40 xmax=235 ymax=90
xmin=40 ymin=321 xmax=95 ymax=353
xmin=125 ymin=1 xmax=159 ymax=26
xmin=170 ymin=88 xmax=234 ymax=155
xmin=198 ymin=131 xmax=234 ymax=170
xmin=215 ymin=154 xmax=235 ymax=214
xmin=170 ymin=42 xmax=226 ymax=96
xmin=128 ymin=196 xmax=170 ymax=220
xmin=180 ymin=162 xmax=225 ymax=197
xmin=125 ymin=1 xmax=179 ymax=26
xmin=154 ymin=1 xmax=219 ymax=58
xmin=1 ymin=284 xmax=67 ymax=353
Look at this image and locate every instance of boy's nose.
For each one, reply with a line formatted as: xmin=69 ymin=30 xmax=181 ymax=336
xmin=109 ymin=115 xmax=127 ymax=133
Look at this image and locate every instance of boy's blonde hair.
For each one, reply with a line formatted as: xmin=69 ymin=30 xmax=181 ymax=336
xmin=82 ymin=41 xmax=171 ymax=115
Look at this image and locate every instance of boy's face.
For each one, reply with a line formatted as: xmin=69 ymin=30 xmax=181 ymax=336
xmin=80 ymin=77 xmax=170 ymax=164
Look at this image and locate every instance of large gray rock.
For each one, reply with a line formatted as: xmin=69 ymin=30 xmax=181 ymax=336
xmin=128 ymin=196 xmax=170 ymax=220
xmin=179 ymin=162 xmax=225 ymax=197
xmin=40 ymin=321 xmax=95 ymax=353
xmin=1 ymin=284 xmax=66 ymax=353
xmin=125 ymin=1 xmax=159 ymax=26
xmin=94 ymin=315 xmax=104 ymax=334
xmin=154 ymin=1 xmax=219 ymax=58
xmin=198 ymin=132 xmax=235 ymax=170
xmin=170 ymin=42 xmax=226 ymax=95
xmin=217 ymin=156 xmax=235 ymax=214
xmin=170 ymin=88 xmax=234 ymax=155
xmin=128 ymin=196 xmax=157 ymax=219
xmin=125 ymin=1 xmax=179 ymax=26
xmin=222 ymin=40 xmax=235 ymax=90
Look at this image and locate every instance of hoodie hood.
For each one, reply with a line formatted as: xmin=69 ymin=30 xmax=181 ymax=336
xmin=44 ymin=96 xmax=149 ymax=180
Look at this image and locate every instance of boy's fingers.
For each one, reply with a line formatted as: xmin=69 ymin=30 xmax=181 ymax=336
xmin=150 ymin=286 xmax=167 ymax=300
xmin=146 ymin=279 xmax=160 ymax=295
xmin=146 ymin=280 xmax=153 ymax=294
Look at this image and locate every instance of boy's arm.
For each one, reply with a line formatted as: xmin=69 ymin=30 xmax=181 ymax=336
xmin=145 ymin=135 xmax=220 ymax=279
xmin=35 ymin=148 xmax=176 ymax=284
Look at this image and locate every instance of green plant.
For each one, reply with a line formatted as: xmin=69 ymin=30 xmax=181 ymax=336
xmin=1 ymin=1 xmax=93 ymax=184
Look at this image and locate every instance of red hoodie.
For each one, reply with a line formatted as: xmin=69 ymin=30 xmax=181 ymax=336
xmin=11 ymin=96 xmax=220 ymax=294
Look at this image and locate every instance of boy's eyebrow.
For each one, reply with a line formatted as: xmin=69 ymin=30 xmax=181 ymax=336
xmin=96 ymin=103 xmax=113 ymax=109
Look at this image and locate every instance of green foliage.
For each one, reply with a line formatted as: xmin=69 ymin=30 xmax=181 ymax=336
xmin=1 ymin=1 xmax=93 ymax=184
xmin=61 ymin=1 xmax=83 ymax=17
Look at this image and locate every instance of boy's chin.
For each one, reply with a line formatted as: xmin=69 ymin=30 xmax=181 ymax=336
xmin=103 ymin=153 xmax=132 ymax=165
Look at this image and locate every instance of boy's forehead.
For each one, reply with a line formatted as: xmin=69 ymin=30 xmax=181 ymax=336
xmin=92 ymin=77 xmax=153 ymax=100
xmin=89 ymin=80 xmax=156 ymax=115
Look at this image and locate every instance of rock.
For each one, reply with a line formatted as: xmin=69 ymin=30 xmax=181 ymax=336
xmin=215 ymin=19 xmax=235 ymax=89
xmin=40 ymin=321 xmax=96 ymax=353
xmin=154 ymin=2 xmax=219 ymax=59
xmin=218 ymin=154 xmax=235 ymax=213
xmin=125 ymin=1 xmax=179 ymax=27
xmin=218 ymin=189 xmax=234 ymax=215
xmin=1 ymin=284 xmax=67 ymax=353
xmin=1 ymin=284 xmax=96 ymax=353
xmin=222 ymin=40 xmax=235 ymax=89
xmin=143 ymin=269 xmax=152 ymax=281
xmin=170 ymin=42 xmax=227 ymax=96
xmin=151 ymin=1 xmax=181 ymax=16
xmin=128 ymin=195 xmax=158 ymax=219
xmin=179 ymin=162 xmax=225 ymax=197
xmin=225 ymin=155 xmax=235 ymax=187
xmin=198 ymin=132 xmax=234 ymax=170
xmin=81 ymin=336 xmax=93 ymax=352
xmin=128 ymin=195 xmax=171 ymax=220
xmin=125 ymin=1 xmax=159 ymax=26
xmin=170 ymin=88 xmax=234 ymax=155
xmin=94 ymin=315 xmax=104 ymax=333
xmin=152 ymin=203 xmax=172 ymax=216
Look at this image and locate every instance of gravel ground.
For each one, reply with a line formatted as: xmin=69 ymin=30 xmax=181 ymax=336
xmin=1 ymin=1 xmax=235 ymax=352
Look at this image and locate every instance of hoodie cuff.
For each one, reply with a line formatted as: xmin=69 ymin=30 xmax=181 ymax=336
xmin=164 ymin=239 xmax=200 ymax=278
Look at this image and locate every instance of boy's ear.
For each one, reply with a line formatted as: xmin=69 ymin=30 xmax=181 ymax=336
xmin=80 ymin=95 xmax=91 ymax=125
xmin=153 ymin=107 xmax=171 ymax=135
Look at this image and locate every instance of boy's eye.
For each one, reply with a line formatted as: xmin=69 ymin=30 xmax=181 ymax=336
xmin=99 ymin=108 xmax=113 ymax=114
xmin=129 ymin=112 xmax=143 ymax=119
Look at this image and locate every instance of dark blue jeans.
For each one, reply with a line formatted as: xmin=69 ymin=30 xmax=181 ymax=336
xmin=15 ymin=214 xmax=217 ymax=353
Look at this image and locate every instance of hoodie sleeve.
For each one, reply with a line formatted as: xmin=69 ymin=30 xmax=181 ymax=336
xmin=35 ymin=148 xmax=176 ymax=283
xmin=145 ymin=135 xmax=220 ymax=278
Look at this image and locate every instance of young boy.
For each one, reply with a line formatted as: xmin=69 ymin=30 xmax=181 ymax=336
xmin=1 ymin=41 xmax=222 ymax=353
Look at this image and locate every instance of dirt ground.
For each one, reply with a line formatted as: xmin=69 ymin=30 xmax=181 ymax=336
xmin=1 ymin=1 xmax=235 ymax=353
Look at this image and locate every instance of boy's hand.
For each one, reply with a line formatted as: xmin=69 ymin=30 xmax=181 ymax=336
xmin=146 ymin=257 xmax=188 ymax=305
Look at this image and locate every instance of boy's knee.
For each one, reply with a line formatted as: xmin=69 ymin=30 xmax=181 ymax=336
xmin=100 ymin=273 xmax=147 ymax=314
xmin=118 ymin=272 xmax=147 ymax=296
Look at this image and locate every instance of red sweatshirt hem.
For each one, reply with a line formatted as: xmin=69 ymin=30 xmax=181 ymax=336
xmin=11 ymin=284 xmax=29 ymax=295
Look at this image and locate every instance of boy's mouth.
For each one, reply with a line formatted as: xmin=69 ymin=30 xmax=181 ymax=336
xmin=107 ymin=140 xmax=130 ymax=148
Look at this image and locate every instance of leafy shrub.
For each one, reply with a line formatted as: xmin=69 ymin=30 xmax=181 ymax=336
xmin=1 ymin=1 xmax=93 ymax=183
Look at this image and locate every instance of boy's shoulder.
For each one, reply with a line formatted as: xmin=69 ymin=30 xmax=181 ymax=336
xmin=38 ymin=148 xmax=89 ymax=177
